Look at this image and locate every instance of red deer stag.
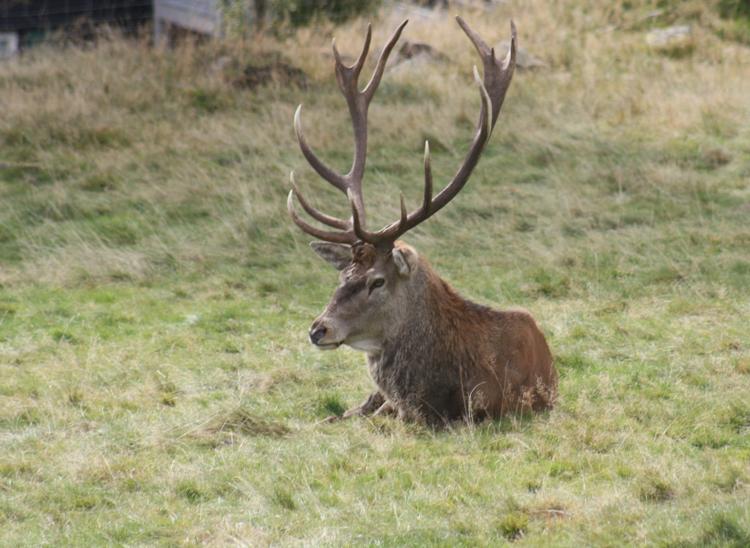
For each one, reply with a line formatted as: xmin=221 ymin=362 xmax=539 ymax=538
xmin=287 ymin=17 xmax=557 ymax=426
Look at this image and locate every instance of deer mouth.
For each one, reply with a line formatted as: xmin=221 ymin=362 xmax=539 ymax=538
xmin=316 ymin=342 xmax=342 ymax=350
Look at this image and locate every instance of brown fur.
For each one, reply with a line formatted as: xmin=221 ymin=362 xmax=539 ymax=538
xmin=310 ymin=241 xmax=557 ymax=426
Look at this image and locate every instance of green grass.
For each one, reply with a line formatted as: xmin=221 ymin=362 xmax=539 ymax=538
xmin=1 ymin=0 xmax=750 ymax=545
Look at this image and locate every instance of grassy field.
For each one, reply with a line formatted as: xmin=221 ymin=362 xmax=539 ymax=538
xmin=1 ymin=0 xmax=749 ymax=545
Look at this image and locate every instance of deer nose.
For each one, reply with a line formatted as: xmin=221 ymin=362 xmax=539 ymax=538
xmin=309 ymin=325 xmax=327 ymax=345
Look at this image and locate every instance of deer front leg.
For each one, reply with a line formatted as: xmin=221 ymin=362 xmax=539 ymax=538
xmin=373 ymin=400 xmax=396 ymax=417
xmin=320 ymin=391 xmax=386 ymax=423
xmin=343 ymin=391 xmax=385 ymax=418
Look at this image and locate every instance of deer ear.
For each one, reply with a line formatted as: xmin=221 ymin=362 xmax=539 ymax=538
xmin=310 ymin=242 xmax=352 ymax=270
xmin=392 ymin=247 xmax=417 ymax=277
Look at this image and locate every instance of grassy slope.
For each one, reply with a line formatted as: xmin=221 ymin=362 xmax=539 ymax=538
xmin=1 ymin=0 xmax=749 ymax=545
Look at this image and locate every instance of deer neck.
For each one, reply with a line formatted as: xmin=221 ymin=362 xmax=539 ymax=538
xmin=376 ymin=258 xmax=467 ymax=354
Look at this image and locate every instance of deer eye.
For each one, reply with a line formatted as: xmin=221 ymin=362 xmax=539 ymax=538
xmin=369 ymin=278 xmax=385 ymax=293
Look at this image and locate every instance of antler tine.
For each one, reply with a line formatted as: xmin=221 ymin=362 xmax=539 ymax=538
xmin=348 ymin=189 xmax=367 ymax=242
xmin=422 ymin=140 xmax=433 ymax=215
xmin=294 ymin=105 xmax=348 ymax=193
xmin=288 ymin=188 xmax=356 ymax=244
xmin=290 ymin=172 xmax=349 ymax=230
xmin=332 ymin=23 xmax=372 ymax=94
xmin=457 ymin=16 xmax=517 ymax=125
xmin=456 ymin=15 xmax=491 ymax=57
xmin=474 ymin=65 xmax=493 ymax=138
xmin=355 ymin=24 xmax=373 ymax=75
xmin=347 ymin=187 xmax=406 ymax=242
xmin=399 ymin=193 xmax=407 ymax=228
xmin=332 ymin=24 xmax=372 ymax=78
xmin=363 ymin=19 xmax=408 ymax=102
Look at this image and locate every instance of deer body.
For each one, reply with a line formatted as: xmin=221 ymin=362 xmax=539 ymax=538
xmin=311 ymin=241 xmax=556 ymax=425
xmin=370 ymin=245 xmax=555 ymax=424
xmin=286 ymin=18 xmax=557 ymax=424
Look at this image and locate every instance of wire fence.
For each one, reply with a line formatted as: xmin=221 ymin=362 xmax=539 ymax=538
xmin=0 ymin=1 xmax=153 ymax=35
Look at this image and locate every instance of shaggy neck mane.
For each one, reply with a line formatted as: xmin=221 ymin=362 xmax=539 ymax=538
xmin=382 ymin=256 xmax=483 ymax=351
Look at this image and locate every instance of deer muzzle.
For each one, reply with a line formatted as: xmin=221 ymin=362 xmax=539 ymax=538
xmin=309 ymin=319 xmax=341 ymax=349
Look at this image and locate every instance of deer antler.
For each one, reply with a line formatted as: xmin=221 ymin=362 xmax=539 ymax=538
xmin=288 ymin=21 xmax=408 ymax=243
xmin=287 ymin=17 xmax=516 ymax=247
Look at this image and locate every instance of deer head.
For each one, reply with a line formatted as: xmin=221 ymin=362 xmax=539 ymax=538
xmin=287 ymin=17 xmax=517 ymax=350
